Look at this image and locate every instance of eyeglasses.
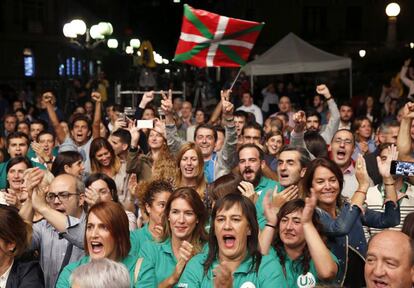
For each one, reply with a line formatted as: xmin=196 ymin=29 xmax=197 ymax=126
xmin=333 ymin=138 xmax=353 ymax=145
xmin=46 ymin=191 xmax=79 ymax=203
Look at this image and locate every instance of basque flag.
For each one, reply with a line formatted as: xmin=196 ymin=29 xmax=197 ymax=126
xmin=174 ymin=4 xmax=264 ymax=67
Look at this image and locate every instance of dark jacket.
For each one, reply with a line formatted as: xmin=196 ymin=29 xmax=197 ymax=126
xmin=317 ymin=201 xmax=400 ymax=286
xmin=6 ymin=259 xmax=44 ymax=288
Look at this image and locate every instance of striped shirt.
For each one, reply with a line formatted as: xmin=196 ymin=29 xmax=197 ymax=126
xmin=364 ymin=182 xmax=414 ymax=240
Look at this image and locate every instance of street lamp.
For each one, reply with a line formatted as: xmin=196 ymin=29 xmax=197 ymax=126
xmin=359 ymin=49 xmax=366 ymax=58
xmin=385 ymin=2 xmax=401 ymax=49
xmin=63 ymin=19 xmax=113 ymax=49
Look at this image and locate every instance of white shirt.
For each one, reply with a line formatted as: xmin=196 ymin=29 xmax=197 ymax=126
xmin=364 ymin=182 xmax=414 ymax=240
xmin=237 ymin=104 xmax=263 ymax=125
xmin=0 ymin=260 xmax=14 ymax=288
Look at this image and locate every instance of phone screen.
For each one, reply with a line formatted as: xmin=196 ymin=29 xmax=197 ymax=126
xmin=390 ymin=160 xmax=414 ymax=176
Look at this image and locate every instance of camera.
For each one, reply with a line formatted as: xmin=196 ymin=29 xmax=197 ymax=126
xmin=390 ymin=160 xmax=414 ymax=176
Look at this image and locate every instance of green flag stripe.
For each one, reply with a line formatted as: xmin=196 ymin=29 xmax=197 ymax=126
xmin=184 ymin=5 xmax=213 ymax=39
xmin=222 ymin=23 xmax=264 ymax=40
xmin=174 ymin=43 xmax=209 ymax=62
xmin=219 ymin=45 xmax=246 ymax=66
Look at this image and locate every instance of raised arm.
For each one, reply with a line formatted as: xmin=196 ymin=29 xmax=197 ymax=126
xmin=400 ymin=59 xmax=414 ymax=90
xmin=136 ymin=91 xmax=154 ymax=120
xmin=43 ymin=92 xmax=66 ymax=143
xmin=302 ymin=191 xmax=338 ymax=280
xmin=91 ymin=91 xmax=102 ymax=139
xmin=317 ymin=84 xmax=340 ymax=143
xmin=31 ymin=186 xmax=69 ymax=232
xmin=377 ymin=144 xmax=398 ymax=204
xmin=219 ymin=90 xmax=237 ymax=169
xmin=19 ymin=168 xmax=45 ymax=222
xmin=397 ymin=102 xmax=414 ymax=161
xmin=208 ymin=99 xmax=223 ymax=125
xmin=161 ymin=90 xmax=186 ymax=154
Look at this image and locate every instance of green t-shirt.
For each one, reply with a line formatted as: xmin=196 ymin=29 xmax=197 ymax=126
xmin=130 ymin=223 xmax=154 ymax=257
xmin=55 ymin=254 xmax=156 ymax=288
xmin=269 ymin=248 xmax=338 ymax=287
xmin=178 ymin=251 xmax=288 ymax=287
xmin=254 ymin=176 xmax=281 ymax=230
xmin=138 ymin=238 xmax=178 ymax=286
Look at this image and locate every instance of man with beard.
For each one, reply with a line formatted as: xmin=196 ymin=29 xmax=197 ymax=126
xmin=338 ymin=102 xmax=353 ymax=130
xmin=304 ymin=84 xmax=340 ymax=143
xmin=238 ymin=144 xmax=309 ymax=229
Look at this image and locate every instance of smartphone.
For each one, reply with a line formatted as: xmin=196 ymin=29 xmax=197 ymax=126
xmin=137 ymin=120 xmax=154 ymax=129
xmin=390 ymin=160 xmax=414 ymax=176
xmin=118 ymin=113 xmax=126 ymax=122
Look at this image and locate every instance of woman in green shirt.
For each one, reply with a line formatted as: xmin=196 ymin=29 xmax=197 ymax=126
xmin=56 ymin=201 xmax=155 ymax=288
xmin=178 ymin=193 xmax=288 ymax=287
xmin=138 ymin=187 xmax=208 ymax=287
xmin=270 ymin=197 xmax=338 ymax=287
xmin=130 ymin=180 xmax=173 ymax=255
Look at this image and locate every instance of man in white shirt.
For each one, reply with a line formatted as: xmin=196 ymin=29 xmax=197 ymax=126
xmin=236 ymin=91 xmax=263 ymax=125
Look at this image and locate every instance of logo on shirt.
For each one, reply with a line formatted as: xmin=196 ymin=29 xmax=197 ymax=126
xmin=240 ymin=282 xmax=256 ymax=288
xmin=297 ymin=272 xmax=316 ymax=288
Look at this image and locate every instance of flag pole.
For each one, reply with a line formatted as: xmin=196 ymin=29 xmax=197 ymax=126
xmin=229 ymin=67 xmax=243 ymax=91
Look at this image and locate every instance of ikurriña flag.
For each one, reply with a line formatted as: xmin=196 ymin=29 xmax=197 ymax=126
xmin=174 ymin=4 xmax=264 ymax=67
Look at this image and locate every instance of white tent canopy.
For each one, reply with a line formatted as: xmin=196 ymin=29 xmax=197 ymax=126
xmin=242 ymin=32 xmax=352 ymax=97
xmin=243 ymin=32 xmax=351 ymax=75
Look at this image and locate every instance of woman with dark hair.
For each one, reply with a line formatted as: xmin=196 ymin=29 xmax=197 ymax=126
xmin=269 ymin=198 xmax=337 ymax=286
xmin=89 ymin=137 xmax=129 ymax=203
xmin=51 ymin=151 xmax=84 ymax=178
xmin=131 ymin=180 xmax=173 ymax=254
xmin=56 ymin=201 xmax=155 ymax=288
xmin=178 ymin=193 xmax=287 ymax=287
xmin=0 ymin=205 xmax=44 ymax=287
xmin=351 ymin=116 xmax=376 ymax=160
xmin=84 ymin=173 xmax=137 ymax=231
xmin=301 ymin=154 xmax=400 ymax=287
xmin=304 ymin=131 xmax=329 ymax=158
xmin=3 ymin=157 xmax=33 ymax=208
xmin=137 ymin=187 xmax=208 ymax=287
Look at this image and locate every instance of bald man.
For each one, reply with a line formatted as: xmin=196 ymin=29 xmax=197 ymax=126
xmin=365 ymin=230 xmax=414 ymax=288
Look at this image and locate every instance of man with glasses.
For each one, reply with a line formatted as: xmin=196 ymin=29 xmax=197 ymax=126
xmin=330 ymin=129 xmax=363 ymax=198
xmin=19 ymin=173 xmax=86 ymax=288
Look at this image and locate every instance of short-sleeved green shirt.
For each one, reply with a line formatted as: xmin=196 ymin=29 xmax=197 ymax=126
xmin=269 ymin=247 xmax=339 ymax=287
xmin=177 ymin=252 xmax=288 ymax=288
xmin=254 ymin=176 xmax=282 ymax=230
xmin=130 ymin=223 xmax=154 ymax=256
xmin=138 ymin=238 xmax=177 ymax=285
xmin=55 ymin=254 xmax=156 ymax=288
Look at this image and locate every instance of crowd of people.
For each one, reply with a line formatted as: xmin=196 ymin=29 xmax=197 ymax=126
xmin=1 ymin=59 xmax=414 ymax=288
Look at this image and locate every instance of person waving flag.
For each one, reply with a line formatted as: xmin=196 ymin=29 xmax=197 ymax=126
xmin=174 ymin=4 xmax=264 ymax=67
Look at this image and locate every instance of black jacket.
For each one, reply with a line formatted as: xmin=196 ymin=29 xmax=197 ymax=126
xmin=6 ymin=259 xmax=44 ymax=288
